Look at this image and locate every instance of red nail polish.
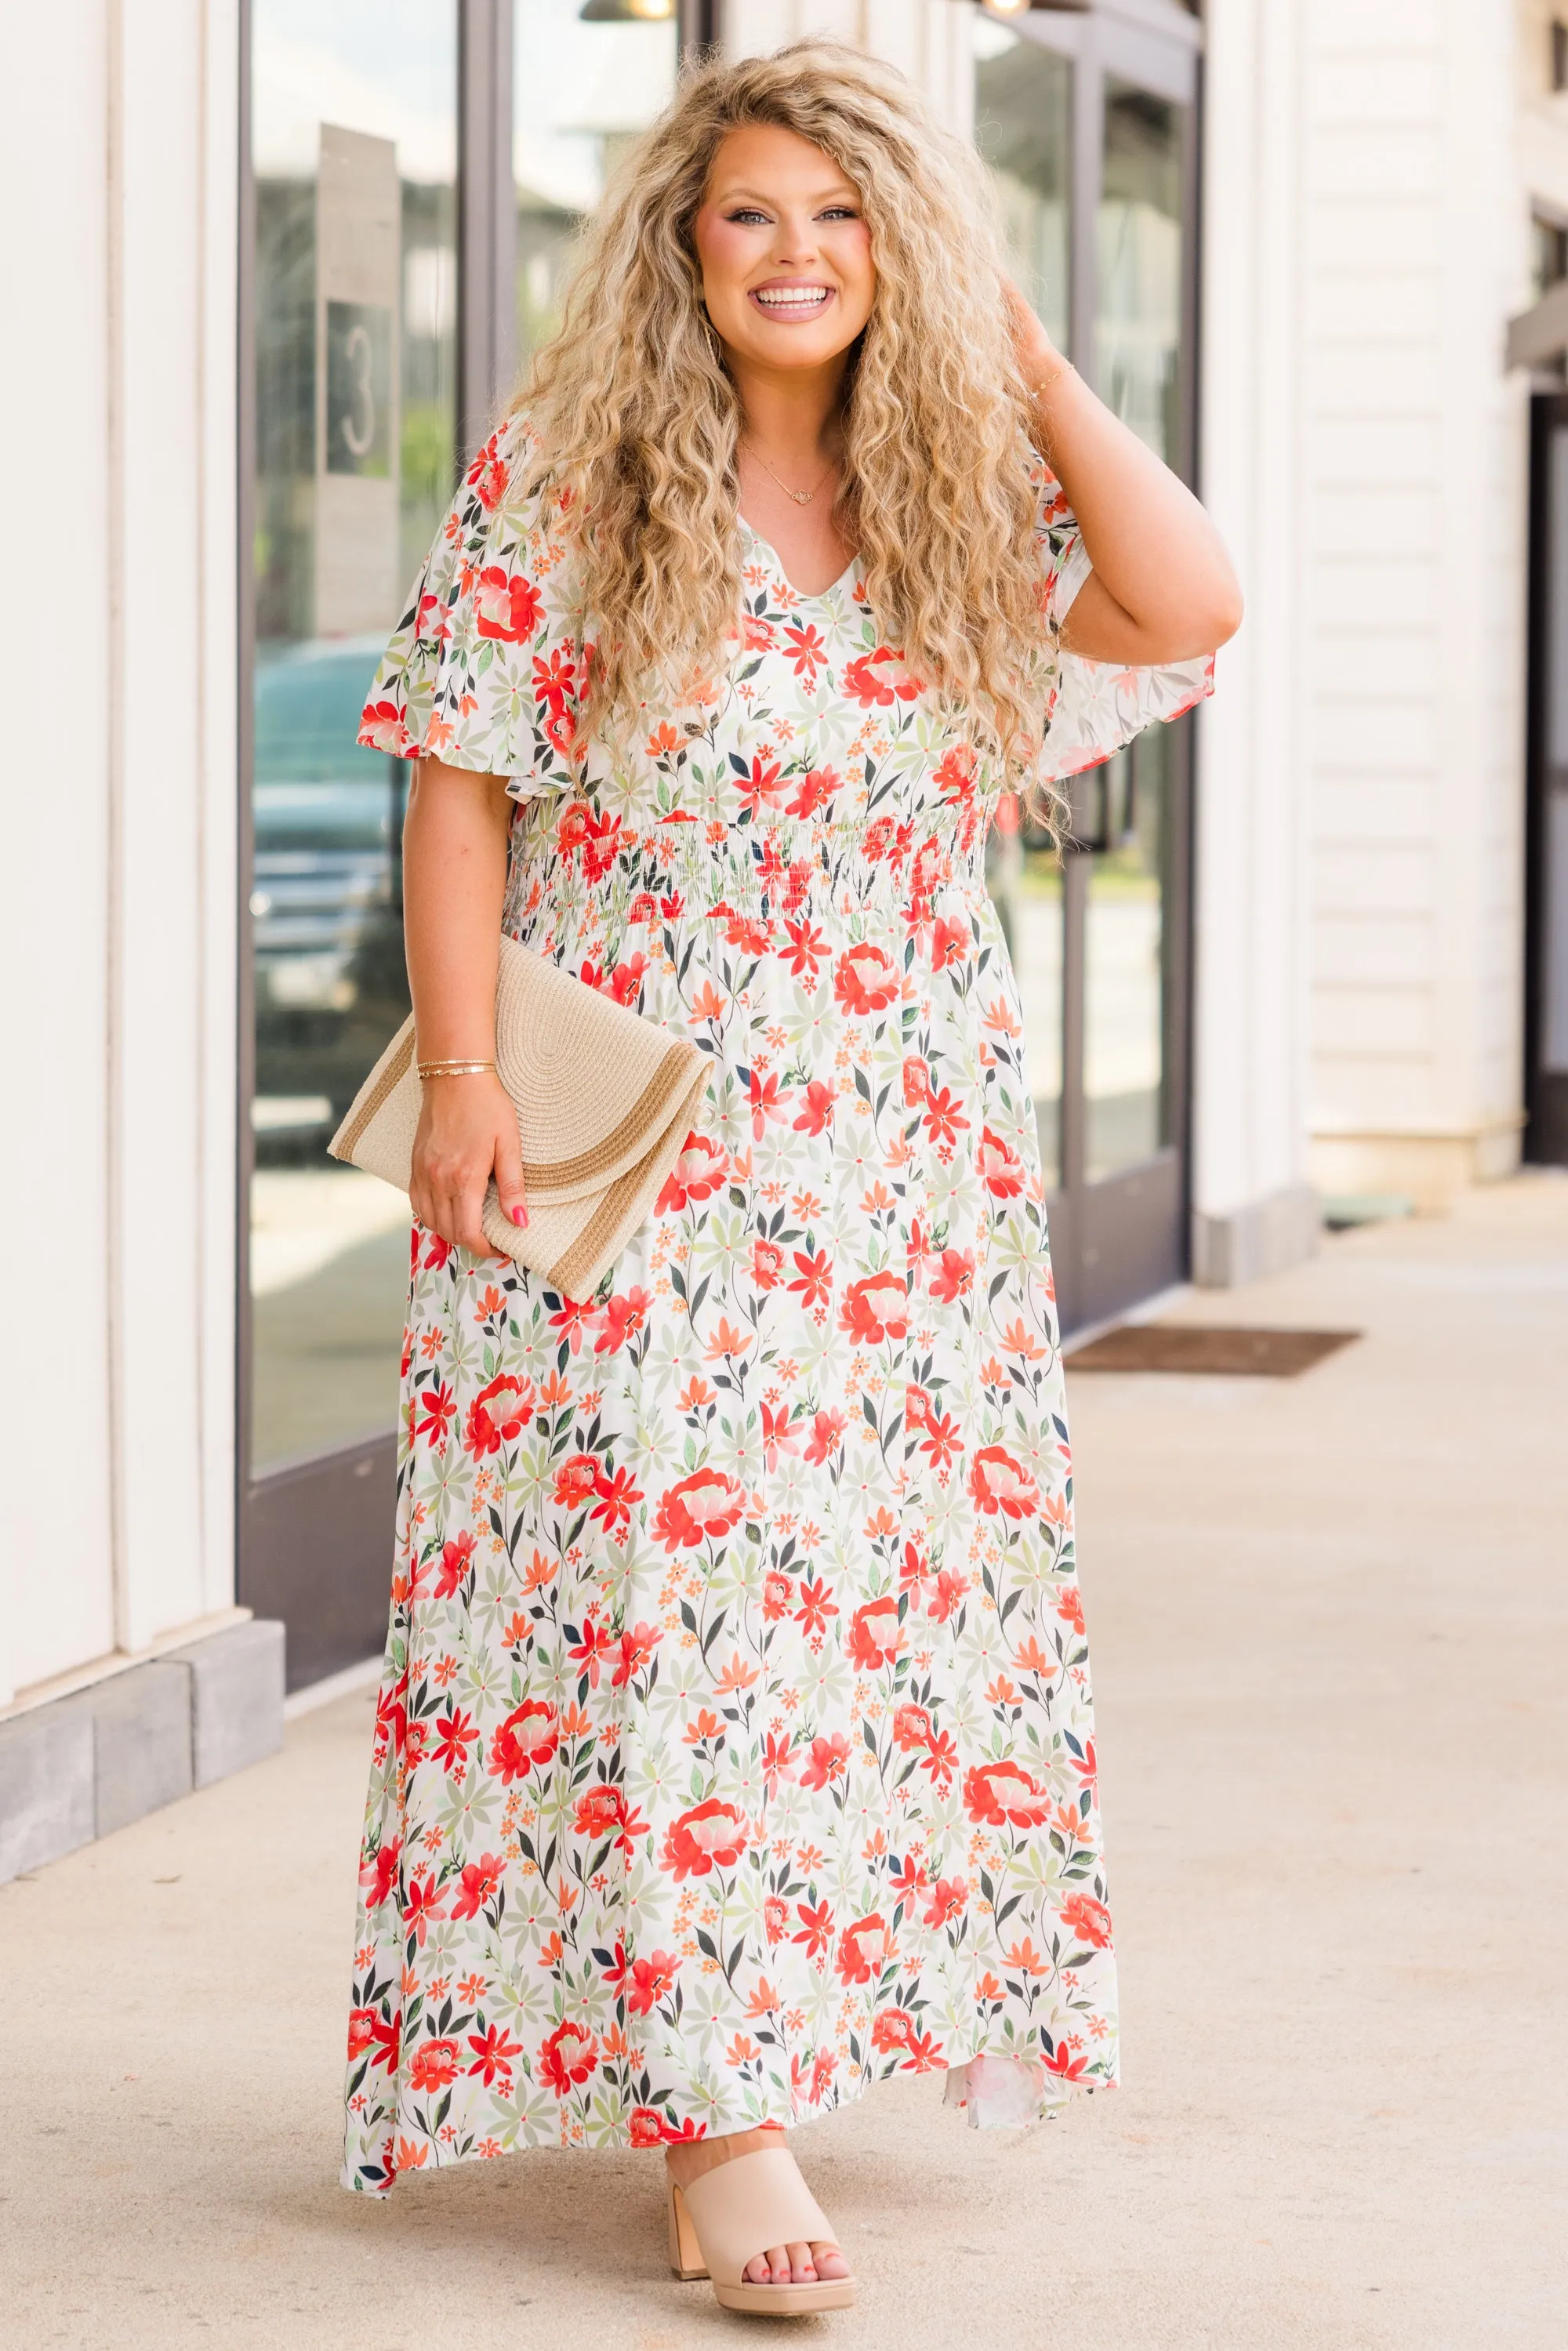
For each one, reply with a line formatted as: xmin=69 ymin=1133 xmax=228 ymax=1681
xmin=511 ymin=1205 xmax=528 ymax=1227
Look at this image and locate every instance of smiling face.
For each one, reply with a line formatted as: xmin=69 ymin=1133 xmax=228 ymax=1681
xmin=692 ymin=122 xmax=876 ymax=376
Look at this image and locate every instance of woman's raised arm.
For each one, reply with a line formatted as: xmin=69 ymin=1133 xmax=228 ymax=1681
xmin=1012 ymin=299 xmax=1243 ymax=668
xmin=401 ymin=757 xmax=529 ymax=1251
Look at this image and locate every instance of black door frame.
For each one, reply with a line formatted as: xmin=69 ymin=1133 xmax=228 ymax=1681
xmin=1526 ymin=390 xmax=1568 ymax=1163
xmin=1002 ymin=1 xmax=1202 ymax=1332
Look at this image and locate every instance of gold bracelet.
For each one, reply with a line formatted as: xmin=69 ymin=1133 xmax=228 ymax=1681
xmin=417 ymin=1058 xmax=497 ymax=1079
xmin=1031 ymin=359 xmax=1073 ymax=399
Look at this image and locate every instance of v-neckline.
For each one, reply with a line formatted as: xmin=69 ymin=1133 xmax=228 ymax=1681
xmin=739 ymin=513 xmax=858 ymax=605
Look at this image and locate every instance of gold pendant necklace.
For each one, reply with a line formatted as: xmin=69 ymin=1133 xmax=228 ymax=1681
xmin=742 ymin=438 xmax=837 ymax=506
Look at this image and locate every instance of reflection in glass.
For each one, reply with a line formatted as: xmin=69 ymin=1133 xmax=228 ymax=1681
xmin=250 ymin=0 xmax=459 ymax=1471
xmin=972 ymin=20 xmax=1071 ymax=350
xmin=514 ymin=0 xmax=679 ymax=372
xmin=1083 ymin=738 xmax=1167 ymax=1181
xmin=986 ymin=803 xmax=1062 ymax=1191
xmin=1097 ymin=78 xmax=1182 ymax=463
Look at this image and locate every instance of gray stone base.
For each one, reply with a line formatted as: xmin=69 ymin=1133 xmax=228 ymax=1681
xmin=1191 ymin=1182 xmax=1321 ymax=1289
xmin=0 ymin=1619 xmax=285 ymax=1886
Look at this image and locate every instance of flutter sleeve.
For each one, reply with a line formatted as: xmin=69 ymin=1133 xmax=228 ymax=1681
xmin=356 ymin=412 xmax=580 ymax=804
xmin=1031 ymin=456 xmax=1215 ymax=784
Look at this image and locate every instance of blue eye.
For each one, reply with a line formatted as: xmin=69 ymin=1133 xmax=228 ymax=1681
xmin=727 ymin=209 xmax=771 ymax=226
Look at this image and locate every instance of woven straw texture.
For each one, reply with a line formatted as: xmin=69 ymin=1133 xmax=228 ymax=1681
xmin=328 ymin=935 xmax=709 ymax=1299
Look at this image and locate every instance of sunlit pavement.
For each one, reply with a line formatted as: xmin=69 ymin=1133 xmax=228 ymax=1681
xmin=8 ymin=1174 xmax=1566 ymax=2349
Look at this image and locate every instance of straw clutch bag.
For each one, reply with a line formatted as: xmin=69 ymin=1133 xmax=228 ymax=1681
xmin=328 ymin=935 xmax=710 ymax=1300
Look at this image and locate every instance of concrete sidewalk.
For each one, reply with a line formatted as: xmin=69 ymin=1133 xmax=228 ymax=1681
xmin=7 ymin=1177 xmax=1566 ymax=2349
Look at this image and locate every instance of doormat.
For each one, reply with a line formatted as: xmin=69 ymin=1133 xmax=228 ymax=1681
xmin=1065 ymin=1324 xmax=1361 ymax=1377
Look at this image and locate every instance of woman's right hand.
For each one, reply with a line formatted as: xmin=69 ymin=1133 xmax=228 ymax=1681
xmin=408 ymin=1070 xmax=528 ymax=1254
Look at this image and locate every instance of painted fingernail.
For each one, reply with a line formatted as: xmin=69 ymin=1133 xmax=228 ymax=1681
xmin=510 ymin=1206 xmax=528 ymax=1227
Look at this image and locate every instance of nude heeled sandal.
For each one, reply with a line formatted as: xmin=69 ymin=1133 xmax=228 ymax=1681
xmin=666 ymin=2143 xmax=857 ymax=2315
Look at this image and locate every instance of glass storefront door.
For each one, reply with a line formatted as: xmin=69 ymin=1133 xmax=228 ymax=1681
xmin=974 ymin=7 xmax=1198 ymax=1333
xmin=241 ymin=0 xmax=459 ymax=1681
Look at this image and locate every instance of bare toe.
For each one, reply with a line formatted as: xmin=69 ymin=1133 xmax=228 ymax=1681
xmin=744 ymin=2252 xmax=774 ymax=2285
xmin=813 ymin=2240 xmax=849 ymax=2280
xmin=786 ymin=2238 xmax=818 ymax=2282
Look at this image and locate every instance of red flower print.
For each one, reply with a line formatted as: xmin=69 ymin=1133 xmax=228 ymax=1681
xmin=661 ymin=1798 xmax=750 ymax=1881
xmin=1042 ymin=2039 xmax=1091 ymax=2084
xmin=750 ymin=1068 xmax=793 ymax=1136
xmin=622 ymin=1951 xmax=680 ymax=2014
xmin=488 ymin=1700 xmax=560 ymax=1783
xmin=764 ymin=1894 xmax=790 ymax=1944
xmin=931 ymin=916 xmax=971 ymax=972
xmin=787 ymin=1245 xmax=833 ymax=1311
xmin=891 ymin=1702 xmax=933 ymax=1753
xmin=629 ymin=2106 xmax=666 ymax=2147
xmin=800 ymin=1732 xmax=850 ymax=1790
xmin=466 ymin=2021 xmax=524 ymax=2088
xmin=432 ymin=1708 xmax=478 ymax=1774
xmin=903 ymin=1054 xmax=930 ymax=1107
xmin=568 ymin=1613 xmax=619 ymax=1688
xmin=792 ymin=1898 xmax=834 ymax=1960
xmin=917 ymin=1410 xmax=962 ymax=1471
xmin=612 ymin=1621 xmax=660 ymax=1686
xmin=463 ymin=1374 xmax=535 ymax=1459
xmin=842 ymin=647 xmax=922 ymax=706
xmin=835 ymin=1911 xmax=891 ymax=1985
xmin=725 ymin=912 xmax=774 ymax=954
xmin=403 ymin=1872 xmax=447 ymax=1946
xmin=927 ymin=1246 xmax=976 ymax=1304
xmin=413 ymin=1380 xmax=456 ymax=1447
xmin=760 ymin=1731 xmax=797 ymax=1793
xmin=554 ymin=1453 xmax=601 ymax=1511
xmin=803 ymin=1407 xmax=846 ymax=1464
xmin=922 ymin=1730 xmax=958 ymax=1784
xmin=760 ymin=1401 xmax=799 ymax=1470
xmin=741 ymin=614 xmax=776 ymax=653
xmin=794 ymin=1576 xmax=839 ymax=1636
xmin=1056 ymin=1583 xmax=1087 ymax=1635
xmin=736 ymin=753 xmax=787 ymax=818
xmin=448 ymin=1854 xmax=504 ymax=1920
xmin=967 ymin=1445 xmax=1040 ymax=1521
xmin=792 ymin=1079 xmax=836 ymax=1136
xmin=921 ymin=1088 xmax=970 ymax=1148
xmin=782 ymin=622 xmax=827 ymax=679
xmin=781 ymin=915 xmax=828 ymax=975
xmin=762 ymin=1571 xmax=792 ymax=1621
xmin=929 ymin=1569 xmax=969 ymax=1624
xmin=847 ymin=1596 xmax=902 ymax=1671
xmin=537 ymin=2019 xmax=598 ymax=2094
xmin=870 ymin=2007 xmax=916 ymax=2055
xmin=573 ymin=1783 xmax=648 ymax=1852
xmin=360 ymin=1836 xmax=401 ymax=1909
xmin=408 ymin=2036 xmax=461 ymax=2092
xmin=359 ymin=698 xmax=415 ymax=756
xmin=589 ymin=1465 xmax=644 ymax=1536
xmin=839 ymin=1270 xmax=909 ymax=1345
xmin=924 ymin=1876 xmax=967 ymax=1928
xmin=473 ymin=564 xmax=543 ymax=642
xmin=963 ymin=1759 xmax=1052 ymax=1830
xmin=347 ymin=2005 xmax=399 ymax=2070
xmin=932 ymin=742 xmax=978 ymax=807
xmin=752 ymin=1238 xmax=785 ymax=1289
xmin=532 ymin=644 xmax=575 ymax=715
xmin=978 ymin=1127 xmax=1025 ymax=1199
xmin=833 ymin=941 xmax=900 ymax=1017
xmin=1058 ymin=1892 xmax=1113 ymax=1950
xmin=655 ymin=1134 xmax=727 ymax=1214
xmin=466 ymin=434 xmax=509 ymax=510
xmin=432 ymin=1531 xmax=477 ymax=1598
xmin=653 ymin=1468 xmax=746 ymax=1551
xmin=608 ymin=952 xmax=648 ymax=1006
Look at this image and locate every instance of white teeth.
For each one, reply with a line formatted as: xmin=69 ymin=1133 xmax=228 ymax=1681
xmin=754 ymin=288 xmax=829 ymax=309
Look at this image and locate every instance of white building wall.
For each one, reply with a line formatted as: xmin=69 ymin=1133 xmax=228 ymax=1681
xmin=0 ymin=0 xmax=241 ymax=1709
xmin=1305 ymin=0 xmax=1529 ymax=1206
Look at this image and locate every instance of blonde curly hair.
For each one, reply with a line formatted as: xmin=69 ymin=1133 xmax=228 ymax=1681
xmin=510 ymin=38 xmax=1054 ymax=789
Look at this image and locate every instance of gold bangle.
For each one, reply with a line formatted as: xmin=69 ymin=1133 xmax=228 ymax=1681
xmin=417 ymin=1058 xmax=497 ymax=1079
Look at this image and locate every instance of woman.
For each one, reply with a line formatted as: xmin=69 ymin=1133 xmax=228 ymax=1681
xmin=343 ymin=39 xmax=1240 ymax=2317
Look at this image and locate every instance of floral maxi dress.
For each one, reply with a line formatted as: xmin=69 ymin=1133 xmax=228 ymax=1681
xmin=341 ymin=413 xmax=1212 ymax=2191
